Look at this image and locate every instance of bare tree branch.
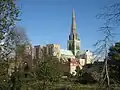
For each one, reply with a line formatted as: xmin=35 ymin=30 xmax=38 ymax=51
xmin=94 ymin=23 xmax=116 ymax=89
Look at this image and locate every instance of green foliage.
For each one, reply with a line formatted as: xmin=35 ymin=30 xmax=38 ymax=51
xmin=108 ymin=42 xmax=120 ymax=60
xmin=6 ymin=43 xmax=31 ymax=90
xmin=15 ymin=44 xmax=27 ymax=61
xmin=2 ymin=26 xmax=29 ymax=60
xmin=107 ymin=42 xmax=120 ymax=84
xmin=0 ymin=60 xmax=9 ymax=90
xmin=0 ymin=1 xmax=21 ymax=89
xmin=75 ymin=66 xmax=97 ymax=84
xmin=75 ymin=66 xmax=82 ymax=78
xmin=7 ymin=64 xmax=35 ymax=90
xmin=109 ymin=64 xmax=120 ymax=84
xmin=0 ymin=0 xmax=20 ymax=49
xmin=0 ymin=60 xmax=8 ymax=77
xmin=18 ymin=56 xmax=63 ymax=90
xmin=0 ymin=0 xmax=23 ymax=60
xmin=35 ymin=56 xmax=63 ymax=82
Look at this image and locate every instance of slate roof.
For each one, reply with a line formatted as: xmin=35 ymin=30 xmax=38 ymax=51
xmin=76 ymin=50 xmax=86 ymax=56
xmin=60 ymin=49 xmax=74 ymax=56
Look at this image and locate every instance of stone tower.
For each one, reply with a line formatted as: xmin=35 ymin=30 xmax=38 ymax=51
xmin=67 ymin=9 xmax=80 ymax=56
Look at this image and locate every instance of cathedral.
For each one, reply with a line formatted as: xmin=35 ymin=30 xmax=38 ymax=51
xmin=8 ymin=9 xmax=94 ymax=76
xmin=32 ymin=9 xmax=94 ymax=75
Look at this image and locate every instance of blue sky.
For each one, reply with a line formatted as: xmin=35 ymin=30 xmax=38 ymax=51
xmin=17 ymin=0 xmax=120 ymax=51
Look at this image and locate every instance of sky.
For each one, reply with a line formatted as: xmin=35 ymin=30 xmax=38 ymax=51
xmin=17 ymin=0 xmax=120 ymax=51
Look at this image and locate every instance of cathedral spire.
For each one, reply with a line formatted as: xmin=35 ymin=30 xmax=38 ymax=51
xmin=69 ymin=8 xmax=78 ymax=40
xmin=67 ymin=9 xmax=80 ymax=55
xmin=71 ymin=8 xmax=76 ymax=32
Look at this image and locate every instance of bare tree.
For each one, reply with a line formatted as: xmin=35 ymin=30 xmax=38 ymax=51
xmin=97 ymin=3 xmax=120 ymax=27
xmin=94 ymin=24 xmax=114 ymax=89
xmin=94 ymin=3 xmax=120 ymax=89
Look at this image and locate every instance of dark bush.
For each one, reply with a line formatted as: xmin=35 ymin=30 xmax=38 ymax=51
xmin=79 ymin=72 xmax=97 ymax=84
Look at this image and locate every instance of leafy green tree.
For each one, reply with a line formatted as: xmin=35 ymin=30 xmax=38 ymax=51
xmin=2 ymin=26 xmax=29 ymax=60
xmin=108 ymin=42 xmax=120 ymax=84
xmin=108 ymin=42 xmax=120 ymax=61
xmin=0 ymin=0 xmax=20 ymax=52
xmin=0 ymin=0 xmax=20 ymax=89
xmin=8 ymin=44 xmax=32 ymax=90
xmin=20 ymin=57 xmax=63 ymax=90
xmin=0 ymin=60 xmax=9 ymax=90
xmin=0 ymin=26 xmax=30 ymax=90
xmin=9 ymin=34 xmax=30 ymax=90
xmin=35 ymin=56 xmax=63 ymax=90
